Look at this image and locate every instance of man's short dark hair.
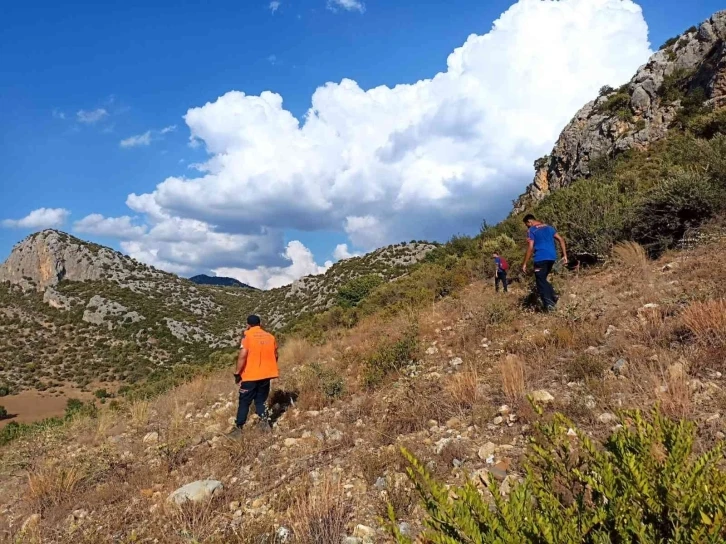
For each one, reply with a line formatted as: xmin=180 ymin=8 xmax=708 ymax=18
xmin=522 ymin=214 xmax=536 ymax=224
xmin=247 ymin=315 xmax=261 ymax=326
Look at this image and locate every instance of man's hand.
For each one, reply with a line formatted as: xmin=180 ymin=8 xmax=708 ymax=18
xmin=562 ymin=254 xmax=569 ymax=266
xmin=234 ymin=374 xmax=241 ymax=385
xmin=522 ymin=263 xmax=527 ymax=274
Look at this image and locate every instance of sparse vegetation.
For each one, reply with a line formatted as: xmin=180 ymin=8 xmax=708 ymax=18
xmin=392 ymin=408 xmax=726 ymax=543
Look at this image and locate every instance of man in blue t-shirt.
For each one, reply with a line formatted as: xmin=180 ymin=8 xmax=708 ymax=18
xmin=521 ymin=214 xmax=568 ymax=311
xmin=492 ymin=252 xmax=508 ymax=293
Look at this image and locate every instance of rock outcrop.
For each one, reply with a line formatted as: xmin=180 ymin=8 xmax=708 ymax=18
xmin=514 ymin=11 xmax=726 ymax=212
xmin=0 ymin=230 xmax=149 ymax=291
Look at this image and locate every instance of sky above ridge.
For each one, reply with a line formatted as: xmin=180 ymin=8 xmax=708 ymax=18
xmin=1 ymin=0 xmax=722 ymax=288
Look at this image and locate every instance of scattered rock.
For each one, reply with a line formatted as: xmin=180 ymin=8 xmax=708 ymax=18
xmin=353 ymin=524 xmax=376 ymax=541
xmin=449 ymin=357 xmax=463 ymax=367
xmin=435 ymin=437 xmax=452 ymax=454
xmin=477 ymin=442 xmax=497 ymax=460
xmin=142 ymin=431 xmax=159 ymax=444
xmin=276 ymin=526 xmax=291 ymax=542
xmin=612 ymin=359 xmax=627 ymax=376
xmin=425 ymin=346 xmax=438 ymax=355
xmin=598 ymin=413 xmax=618 ymax=425
xmin=530 ymin=390 xmax=554 ymax=403
xmin=168 ymin=480 xmax=223 ymax=505
xmin=605 ymin=325 xmax=617 ymax=337
xmin=492 ymin=416 xmax=504 ymax=425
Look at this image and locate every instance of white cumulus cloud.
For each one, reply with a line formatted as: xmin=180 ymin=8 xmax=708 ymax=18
xmin=215 ymin=241 xmax=332 ymax=290
xmin=327 ymin=0 xmax=365 ymax=13
xmin=76 ymin=108 xmax=109 ymax=124
xmin=333 ymin=243 xmax=361 ymax=260
xmin=86 ymin=0 xmax=652 ymax=287
xmin=2 ymin=208 xmax=70 ymax=229
xmin=269 ymin=1 xmax=280 ymax=13
xmin=73 ymin=214 xmax=148 ymax=239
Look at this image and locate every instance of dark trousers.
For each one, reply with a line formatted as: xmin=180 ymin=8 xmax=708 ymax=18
xmin=533 ymin=260 xmax=556 ymax=310
xmin=495 ymin=270 xmax=508 ymax=292
xmin=235 ymin=379 xmax=271 ymax=427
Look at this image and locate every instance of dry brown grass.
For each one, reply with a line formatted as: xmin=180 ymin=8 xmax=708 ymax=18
xmin=129 ymin=399 xmax=150 ymax=429
xmin=445 ymin=369 xmax=481 ymax=409
xmin=279 ymin=337 xmax=318 ymax=368
xmin=660 ymin=361 xmax=692 ymax=419
xmin=291 ymin=477 xmax=352 ymax=544
xmin=681 ymin=299 xmax=726 ymax=348
xmin=500 ymin=354 xmax=526 ymax=404
xmin=27 ymin=463 xmax=84 ymax=510
xmin=612 ymin=241 xmax=650 ymax=273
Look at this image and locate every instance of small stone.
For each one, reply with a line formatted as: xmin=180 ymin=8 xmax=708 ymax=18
xmin=478 ymin=442 xmax=497 ymax=460
xmin=233 ymin=509 xmax=243 ymax=519
xmin=435 ymin=437 xmax=452 ymax=454
xmin=489 ymin=463 xmax=507 ymax=482
xmin=398 ymin=522 xmax=412 ymax=537
xmin=284 ymin=438 xmax=299 ymax=447
xmin=716 ymin=432 xmax=725 ymax=440
xmin=374 ymin=477 xmax=387 ymax=490
xmin=612 ymin=359 xmax=627 ymax=376
xmin=643 ymin=303 xmax=659 ymax=309
xmin=229 ymin=501 xmax=241 ymax=512
xmin=449 ymin=357 xmax=463 ymax=367
xmin=252 ymin=498 xmax=264 ymax=509
xmin=529 ymin=390 xmax=554 ymax=403
xmin=584 ymin=346 xmax=599 ymax=355
xmin=598 ymin=413 xmax=618 ymax=424
xmin=492 ymin=416 xmax=504 ymax=425
xmin=168 ymin=480 xmax=223 ymax=505
xmin=605 ymin=325 xmax=617 ymax=337
xmin=276 ymin=526 xmax=291 ymax=542
xmin=706 ymin=413 xmax=720 ymax=423
xmin=353 ymin=524 xmax=376 ymax=540
xmin=426 ymin=346 xmax=438 ymax=355
xmin=143 ymin=431 xmax=159 ymax=444
xmin=498 ymin=405 xmax=511 ymax=415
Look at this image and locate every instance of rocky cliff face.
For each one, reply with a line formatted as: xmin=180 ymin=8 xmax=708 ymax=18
xmin=0 ymin=230 xmax=160 ymax=291
xmin=514 ymin=10 xmax=726 ymax=212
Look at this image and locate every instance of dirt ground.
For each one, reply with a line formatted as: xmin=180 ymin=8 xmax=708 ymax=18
xmin=0 ymin=388 xmax=92 ymax=429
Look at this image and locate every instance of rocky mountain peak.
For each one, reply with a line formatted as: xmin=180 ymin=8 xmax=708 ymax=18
xmin=514 ymin=10 xmax=726 ymax=212
xmin=0 ymin=229 xmax=157 ymax=291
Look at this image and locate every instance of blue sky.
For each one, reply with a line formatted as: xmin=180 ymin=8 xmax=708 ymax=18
xmin=0 ymin=0 xmax=722 ymax=287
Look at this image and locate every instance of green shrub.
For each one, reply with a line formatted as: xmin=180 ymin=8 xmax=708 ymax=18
xmin=363 ymin=326 xmax=420 ymax=387
xmin=94 ymin=388 xmax=110 ymax=399
xmin=390 ymin=408 xmax=726 ymax=543
xmin=688 ymin=108 xmax=726 ymax=139
xmin=303 ymin=363 xmax=346 ymax=400
xmin=336 ymin=274 xmax=383 ymax=308
xmin=0 ymin=405 xmax=7 ymax=419
xmin=628 ymin=171 xmax=723 ymax=255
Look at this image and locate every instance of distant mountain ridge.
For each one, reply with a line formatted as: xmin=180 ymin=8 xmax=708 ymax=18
xmin=0 ymin=230 xmax=434 ymax=394
xmin=189 ymin=274 xmax=257 ymax=290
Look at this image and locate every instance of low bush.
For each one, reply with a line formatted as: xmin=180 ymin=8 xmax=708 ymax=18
xmin=336 ymin=274 xmax=383 ymax=308
xmin=391 ymin=408 xmax=726 ymax=543
xmin=363 ymin=326 xmax=420 ymax=388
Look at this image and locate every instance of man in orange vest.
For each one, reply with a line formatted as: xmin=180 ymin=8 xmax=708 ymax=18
xmin=229 ymin=315 xmax=279 ymax=436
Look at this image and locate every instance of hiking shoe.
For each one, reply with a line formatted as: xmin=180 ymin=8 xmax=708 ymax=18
xmin=226 ymin=427 xmax=243 ymax=439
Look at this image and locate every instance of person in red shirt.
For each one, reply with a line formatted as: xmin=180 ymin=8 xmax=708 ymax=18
xmin=228 ymin=315 xmax=279 ymax=436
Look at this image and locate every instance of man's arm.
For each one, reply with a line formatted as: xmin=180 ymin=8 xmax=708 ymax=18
xmin=235 ymin=347 xmax=248 ymax=376
xmin=522 ymin=240 xmax=534 ymax=272
xmin=554 ymin=233 xmax=568 ymax=264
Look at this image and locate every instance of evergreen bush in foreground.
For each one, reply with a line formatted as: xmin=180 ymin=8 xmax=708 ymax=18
xmin=390 ymin=408 xmax=726 ymax=543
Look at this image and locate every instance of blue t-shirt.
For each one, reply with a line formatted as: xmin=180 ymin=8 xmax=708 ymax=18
xmin=494 ymin=257 xmax=503 ymax=271
xmin=528 ymin=224 xmax=558 ymax=262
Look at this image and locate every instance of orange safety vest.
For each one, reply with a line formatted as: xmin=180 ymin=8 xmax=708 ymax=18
xmin=240 ymin=326 xmax=279 ymax=381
